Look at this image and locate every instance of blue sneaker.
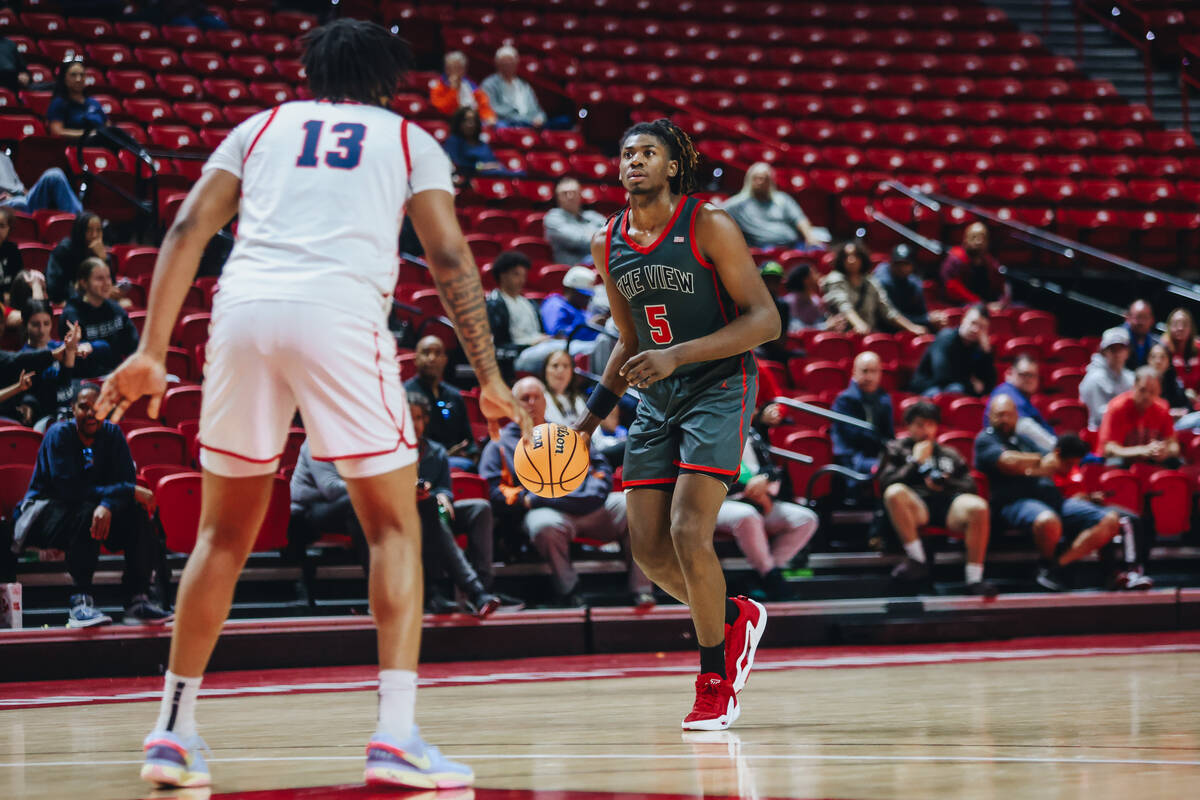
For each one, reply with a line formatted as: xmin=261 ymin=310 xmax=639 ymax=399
xmin=66 ymin=594 xmax=112 ymax=628
xmin=364 ymin=726 xmax=474 ymax=789
xmin=141 ymin=730 xmax=211 ymax=788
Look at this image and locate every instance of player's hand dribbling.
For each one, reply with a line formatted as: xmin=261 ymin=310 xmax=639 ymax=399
xmin=96 ymin=351 xmax=168 ymax=422
xmin=480 ymin=374 xmax=531 ymax=439
xmin=620 ymin=349 xmax=679 ymax=389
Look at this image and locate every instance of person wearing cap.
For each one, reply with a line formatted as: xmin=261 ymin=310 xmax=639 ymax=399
xmin=722 ymin=162 xmax=830 ymax=250
xmin=758 ymin=261 xmax=793 ymax=360
xmin=873 ymin=243 xmax=944 ymax=331
xmin=543 ymin=177 xmax=607 ymax=266
xmin=1080 ymin=327 xmax=1135 ymax=429
xmin=538 ymin=265 xmax=608 ymax=362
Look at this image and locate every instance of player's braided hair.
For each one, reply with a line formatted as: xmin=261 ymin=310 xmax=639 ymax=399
xmin=620 ymin=119 xmax=701 ymax=195
xmin=301 ymin=19 xmax=413 ymax=106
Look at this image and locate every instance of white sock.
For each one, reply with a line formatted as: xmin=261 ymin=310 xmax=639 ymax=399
xmin=154 ymin=671 xmax=202 ymax=739
xmin=903 ymin=539 xmax=927 ymax=563
xmin=965 ymin=563 xmax=984 ymax=585
xmin=378 ymin=669 xmax=418 ymax=741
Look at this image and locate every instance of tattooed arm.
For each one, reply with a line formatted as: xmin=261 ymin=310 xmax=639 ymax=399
xmin=407 ymin=189 xmax=530 ymax=437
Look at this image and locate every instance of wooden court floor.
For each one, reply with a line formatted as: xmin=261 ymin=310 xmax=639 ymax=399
xmin=2 ymin=647 xmax=1199 ymax=800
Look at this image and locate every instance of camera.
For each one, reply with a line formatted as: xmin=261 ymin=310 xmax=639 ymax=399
xmin=917 ymin=460 xmax=946 ymax=486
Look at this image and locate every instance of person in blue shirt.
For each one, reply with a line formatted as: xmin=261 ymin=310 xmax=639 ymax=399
xmin=985 ymin=355 xmax=1058 ymax=452
xmin=831 ymin=351 xmax=895 ymax=475
xmin=45 ymin=58 xmax=107 ymax=140
xmin=442 ymin=106 xmax=522 ymax=181
xmin=1123 ymin=299 xmax=1158 ymax=370
xmin=8 ymin=385 xmax=169 ymax=627
xmin=872 ymin=243 xmax=943 ymax=331
xmin=540 ymin=265 xmax=603 ymax=347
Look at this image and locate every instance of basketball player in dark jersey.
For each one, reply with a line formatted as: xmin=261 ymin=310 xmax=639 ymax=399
xmin=574 ymin=120 xmax=781 ymax=730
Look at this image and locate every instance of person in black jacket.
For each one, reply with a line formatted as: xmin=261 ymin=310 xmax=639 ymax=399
xmin=13 ymin=302 xmax=88 ymax=429
xmin=877 ymin=400 xmax=994 ymax=595
xmin=46 ymin=213 xmax=110 ymax=303
xmin=0 ymin=319 xmax=80 ymax=424
xmin=909 ymin=304 xmax=996 ymax=397
xmin=485 ymin=250 xmax=561 ymax=378
xmin=0 ymin=207 xmax=24 ymax=306
xmin=403 ymin=335 xmax=477 ymax=470
xmin=831 ymin=351 xmax=895 ymax=474
xmin=60 ymin=257 xmax=138 ymax=378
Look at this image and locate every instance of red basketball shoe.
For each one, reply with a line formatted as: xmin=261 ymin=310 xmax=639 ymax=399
xmin=681 ymin=673 xmax=739 ymax=731
xmin=725 ymin=595 xmax=767 ymax=693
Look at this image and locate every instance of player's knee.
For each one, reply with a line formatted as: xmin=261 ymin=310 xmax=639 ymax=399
xmin=669 ymin=508 xmax=716 ymax=553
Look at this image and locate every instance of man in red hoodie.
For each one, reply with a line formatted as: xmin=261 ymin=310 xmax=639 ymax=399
xmin=940 ymin=222 xmax=1010 ymax=310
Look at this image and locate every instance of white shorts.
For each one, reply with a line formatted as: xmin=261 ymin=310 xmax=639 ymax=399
xmin=198 ymin=300 xmax=417 ymax=478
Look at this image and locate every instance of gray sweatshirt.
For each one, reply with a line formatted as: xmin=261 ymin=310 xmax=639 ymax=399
xmin=543 ymin=207 xmax=606 ymax=265
xmin=1079 ymin=352 xmax=1134 ymax=428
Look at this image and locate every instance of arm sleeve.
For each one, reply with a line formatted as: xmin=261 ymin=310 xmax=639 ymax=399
xmin=116 ymin=307 xmax=139 ymax=359
xmin=869 ymin=277 xmax=903 ymax=322
xmin=820 ymin=274 xmax=854 ymax=316
xmin=203 ymin=110 xmax=272 ymax=179
xmin=0 ymin=349 xmax=54 ymax=383
xmin=544 ymin=209 xmax=598 ymax=253
xmin=95 ymin=430 xmax=137 ymax=511
xmin=781 ymin=192 xmax=809 ymax=226
xmin=1095 ymin=404 xmax=1121 ymax=453
xmin=941 ymin=449 xmax=977 ymax=495
xmin=481 ymin=75 xmax=520 ymax=121
xmin=1016 ymin=416 xmax=1059 ymax=453
xmin=45 ymin=249 xmax=71 ymax=304
xmin=431 ymin=447 xmax=454 ymax=501
xmin=478 ymin=441 xmax=510 ymax=508
xmin=45 ymin=97 xmax=66 ymax=123
xmin=924 ymin=337 xmax=954 ymax=388
xmin=973 ymin=434 xmax=1003 ymax=473
xmin=404 ymin=124 xmax=455 ymax=198
xmin=875 ymin=441 xmax=912 ymax=488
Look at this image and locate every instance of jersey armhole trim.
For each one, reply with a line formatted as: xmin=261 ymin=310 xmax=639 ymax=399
xmin=242 ymin=106 xmax=281 ymax=168
xmin=601 ymin=215 xmax=616 ymax=278
xmin=688 ymin=199 xmax=716 ymax=270
xmin=400 ymin=119 xmax=413 ymax=182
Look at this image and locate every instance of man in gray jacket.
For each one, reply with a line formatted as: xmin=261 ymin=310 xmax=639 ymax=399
xmin=1079 ymin=327 xmax=1135 ymax=428
xmin=543 ymin=178 xmax=606 ymax=265
xmin=480 ymin=46 xmax=546 ymax=128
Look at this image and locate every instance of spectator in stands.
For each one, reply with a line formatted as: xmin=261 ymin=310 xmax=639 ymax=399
xmin=831 ymin=351 xmax=894 ymax=475
xmin=986 ymin=355 xmax=1058 ymax=452
xmin=722 ymin=163 xmax=828 ymax=250
xmin=821 ymin=240 xmax=926 ymax=336
xmin=0 ymin=34 xmax=29 ymax=92
xmin=8 ymin=385 xmax=169 ymax=626
xmin=403 ymin=335 xmax=478 ymax=471
xmin=975 ymin=394 xmax=1124 ymax=592
xmin=46 ymin=58 xmax=107 ymax=140
xmin=142 ymin=0 xmax=229 ymax=29
xmin=909 ymin=304 xmax=995 ymax=397
xmin=286 ymin=439 xmax=368 ymax=600
xmin=17 ymin=305 xmax=88 ymax=430
xmin=1080 ymin=326 xmax=1134 ymax=429
xmin=60 ymin=258 xmax=137 ymax=379
xmin=479 ymin=377 xmax=652 ymax=607
xmin=783 ymin=262 xmax=845 ymax=333
xmin=755 ymin=261 xmax=793 ymax=360
xmin=1096 ymin=366 xmax=1180 ymax=467
xmin=718 ymin=429 xmax=819 ymax=601
xmin=0 ymin=207 xmax=21 ymax=299
xmin=429 ymin=51 xmax=496 ymax=124
xmin=1147 ymin=344 xmax=1191 ymax=414
xmin=540 ymin=265 xmax=605 ymax=355
xmin=1 ymin=298 xmax=74 ymax=387
xmin=873 ymin=243 xmax=944 ymax=331
xmin=1162 ymin=307 xmax=1198 ymax=373
xmin=879 ymin=400 xmax=995 ymax=595
xmin=442 ymin=106 xmax=521 ymax=181
xmin=0 ymin=153 xmax=83 ymax=216
xmin=1123 ymin=299 xmax=1158 ymax=370
xmin=47 ymin=213 xmax=110 ymax=303
xmin=486 ymin=250 xmax=562 ymax=376
xmin=592 ymin=406 xmax=627 ymax=469
xmin=541 ymin=349 xmax=587 ymax=426
xmin=408 ymin=394 xmax=503 ymax=616
xmin=940 ymin=222 xmax=1009 ymax=309
xmin=543 ymin=177 xmax=606 ymax=266
xmin=4 ymin=269 xmax=45 ymax=332
xmin=480 ymin=46 xmax=549 ymax=129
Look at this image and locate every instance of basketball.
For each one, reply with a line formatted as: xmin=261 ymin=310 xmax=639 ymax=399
xmin=514 ymin=423 xmax=591 ymax=498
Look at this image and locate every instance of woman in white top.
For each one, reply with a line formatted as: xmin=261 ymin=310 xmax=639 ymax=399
xmin=541 ymin=348 xmax=587 ymax=425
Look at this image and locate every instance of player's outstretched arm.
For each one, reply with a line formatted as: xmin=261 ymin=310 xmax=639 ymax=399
xmin=408 ymin=188 xmax=530 ymax=438
xmin=575 ymin=228 xmax=636 ymax=438
xmin=95 ymin=168 xmax=241 ymax=421
xmin=620 ymin=205 xmax=780 ymax=390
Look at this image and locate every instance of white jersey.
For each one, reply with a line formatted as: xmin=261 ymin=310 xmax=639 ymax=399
xmin=204 ymin=100 xmax=453 ymax=318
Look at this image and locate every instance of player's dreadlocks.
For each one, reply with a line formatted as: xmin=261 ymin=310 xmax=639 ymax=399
xmin=301 ymin=19 xmax=413 ymax=106
xmin=620 ymin=119 xmax=701 ymax=195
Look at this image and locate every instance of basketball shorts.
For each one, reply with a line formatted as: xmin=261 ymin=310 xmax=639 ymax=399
xmin=622 ymin=356 xmax=757 ymax=489
xmin=198 ymin=300 xmax=417 ymax=478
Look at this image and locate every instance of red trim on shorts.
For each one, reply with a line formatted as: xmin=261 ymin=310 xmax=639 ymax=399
xmin=600 ymin=216 xmax=615 ymax=278
xmin=674 ymin=459 xmax=738 ymax=476
xmin=622 ymin=196 xmax=686 ymax=255
xmin=400 ymin=119 xmax=412 ymax=176
xmin=375 ymin=329 xmax=416 ymax=449
xmin=242 ymin=106 xmax=281 ymax=167
xmin=687 ymin=198 xmax=715 ymax=270
xmin=198 ymin=441 xmax=284 ymax=464
xmin=736 ymin=357 xmax=749 ymax=461
xmin=311 ymin=439 xmax=414 ymax=462
xmin=622 ymin=477 xmax=678 ymax=487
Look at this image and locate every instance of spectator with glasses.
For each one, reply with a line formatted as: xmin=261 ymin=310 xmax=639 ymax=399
xmin=5 ymin=385 xmax=170 ymax=627
xmin=46 ymin=58 xmax=107 ymax=140
xmin=403 ymin=335 xmax=478 ymax=471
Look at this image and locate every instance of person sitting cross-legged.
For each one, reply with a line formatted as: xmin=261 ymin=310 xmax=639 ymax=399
xmin=6 ymin=385 xmax=170 ymax=626
xmin=877 ymin=400 xmax=995 ymax=596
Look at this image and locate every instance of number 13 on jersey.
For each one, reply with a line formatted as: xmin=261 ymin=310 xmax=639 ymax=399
xmin=645 ymin=304 xmax=674 ymax=344
xmin=296 ymin=121 xmax=365 ymax=169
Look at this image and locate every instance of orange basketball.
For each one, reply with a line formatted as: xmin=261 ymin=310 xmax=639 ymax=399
xmin=514 ymin=423 xmax=591 ymax=498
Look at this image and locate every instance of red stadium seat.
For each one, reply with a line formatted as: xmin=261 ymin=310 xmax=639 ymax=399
xmin=1147 ymin=470 xmax=1193 ymax=539
xmin=0 ymin=115 xmax=42 ymax=140
xmin=0 ymin=465 xmax=35 ymax=520
xmin=127 ymin=427 xmax=188 ymax=468
xmin=0 ymin=427 xmax=42 ymax=465
xmin=133 ymin=47 xmax=181 ymax=72
xmin=172 ymin=312 xmax=211 ymax=351
xmin=108 ymin=69 xmax=156 ymax=96
xmin=180 ymin=51 xmax=226 ymax=75
xmin=160 ymin=25 xmax=204 ymax=49
xmin=248 ymin=83 xmax=294 ymax=105
xmin=936 ymin=431 xmax=977 ymax=467
xmin=945 ymin=398 xmax=988 ymax=432
xmin=174 ymin=102 xmax=223 ymax=127
xmin=16 ymin=242 xmax=52 ymax=272
xmin=124 ymin=97 xmax=175 ymax=124
xmin=1045 ymin=399 xmax=1088 ymax=434
xmin=113 ymin=22 xmax=158 ymax=45
xmin=1100 ymin=470 xmax=1142 ymax=515
xmin=202 ymin=79 xmax=250 ymax=104
xmin=162 ymin=385 xmax=203 ymax=427
xmin=147 ymin=125 xmax=201 ymax=149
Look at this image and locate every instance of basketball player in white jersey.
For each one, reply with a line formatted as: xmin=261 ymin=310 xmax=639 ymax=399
xmin=96 ymin=20 xmax=528 ymax=791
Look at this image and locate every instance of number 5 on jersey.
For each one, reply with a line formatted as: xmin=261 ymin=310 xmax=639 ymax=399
xmin=645 ymin=304 xmax=674 ymax=344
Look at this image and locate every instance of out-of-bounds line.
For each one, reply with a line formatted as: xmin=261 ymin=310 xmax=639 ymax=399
xmin=3 ymin=641 xmax=1200 ymax=709
xmin=2 ymin=753 xmax=1199 ymax=768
